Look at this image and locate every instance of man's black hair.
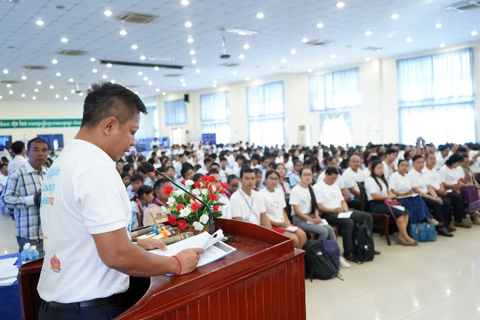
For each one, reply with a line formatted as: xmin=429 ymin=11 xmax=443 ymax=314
xmin=27 ymin=138 xmax=48 ymax=151
xmin=81 ymin=82 xmax=147 ymax=128
xmin=240 ymin=167 xmax=255 ymax=178
xmin=130 ymin=173 xmax=144 ymax=183
xmin=11 ymin=141 xmax=25 ymax=155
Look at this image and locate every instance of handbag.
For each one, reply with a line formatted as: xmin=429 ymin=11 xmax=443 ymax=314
xmin=408 ymin=223 xmax=436 ymax=242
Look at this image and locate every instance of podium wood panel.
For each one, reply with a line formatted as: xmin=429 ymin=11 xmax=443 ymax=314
xmin=18 ymin=219 xmax=305 ymax=320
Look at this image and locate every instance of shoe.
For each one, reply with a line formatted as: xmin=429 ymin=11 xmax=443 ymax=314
xmin=447 ymin=224 xmax=457 ymax=232
xmin=456 ymin=221 xmax=472 ymax=228
xmin=395 ymin=238 xmax=412 ymax=246
xmin=339 ymin=256 xmax=351 ymax=268
xmin=427 ymin=218 xmax=440 ymax=226
xmin=411 ymin=240 xmax=419 ymax=246
xmin=374 ymin=250 xmax=381 ymax=255
xmin=437 ymin=227 xmax=454 ymax=237
xmin=472 ymin=218 xmax=480 ymax=225
xmin=343 ymin=252 xmax=356 ymax=262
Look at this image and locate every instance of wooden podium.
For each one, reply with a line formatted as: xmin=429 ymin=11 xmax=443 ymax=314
xmin=19 ymin=219 xmax=306 ymax=320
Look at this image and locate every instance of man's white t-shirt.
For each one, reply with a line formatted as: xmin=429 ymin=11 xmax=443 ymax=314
xmin=289 ymin=185 xmax=313 ymax=216
xmin=407 ymin=169 xmax=428 ymax=194
xmin=230 ymin=189 xmax=266 ymax=225
xmin=342 ymin=167 xmax=363 ymax=197
xmin=438 ymin=165 xmax=460 ymax=185
xmin=318 ymin=171 xmax=344 ymax=189
xmin=435 ymin=153 xmax=450 ymax=170
xmin=422 ymin=167 xmax=442 ymax=190
xmin=364 ymin=177 xmax=388 ymax=201
xmin=382 ymin=161 xmax=396 ymax=180
xmin=38 ymin=139 xmax=131 ymax=303
xmin=259 ymin=188 xmax=286 ymax=223
xmin=313 ymin=180 xmax=344 ymax=210
xmin=218 ymin=194 xmax=232 ymax=220
xmin=8 ymin=155 xmax=27 ymax=174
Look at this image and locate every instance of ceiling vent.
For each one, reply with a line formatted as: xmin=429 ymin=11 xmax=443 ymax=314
xmin=226 ymin=28 xmax=261 ymax=36
xmin=446 ymin=1 xmax=480 ymax=12
xmin=303 ymin=40 xmax=329 ymax=46
xmin=164 ymin=74 xmax=182 ymax=77
xmin=116 ymin=12 xmax=158 ymax=24
xmin=58 ymin=50 xmax=88 ymax=56
xmin=2 ymin=0 xmax=19 ymax=2
xmin=218 ymin=62 xmax=240 ymax=67
xmin=100 ymin=60 xmax=183 ymax=69
xmin=363 ymin=46 xmax=384 ymax=52
xmin=23 ymin=65 xmax=47 ymax=70
xmin=148 ymin=56 xmax=176 ymax=62
xmin=1 ymin=80 xmax=20 ymax=84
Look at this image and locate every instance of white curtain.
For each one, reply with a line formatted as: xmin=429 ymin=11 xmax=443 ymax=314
xmin=200 ymin=91 xmax=229 ymax=121
xmin=399 ymin=102 xmax=476 ymax=145
xmin=247 ymin=81 xmax=284 ymax=117
xmin=202 ymin=122 xmax=231 ymax=144
xmin=248 ymin=118 xmax=285 ymax=147
xmin=164 ymin=99 xmax=186 ymax=125
xmin=310 ymin=68 xmax=361 ymax=111
xmin=319 ymin=112 xmax=352 ymax=147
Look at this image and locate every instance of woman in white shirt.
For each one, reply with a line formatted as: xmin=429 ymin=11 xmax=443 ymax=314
xmin=260 ymin=170 xmax=306 ymax=249
xmin=275 ymin=163 xmax=292 ymax=195
xmin=365 ymin=161 xmax=417 ymax=246
xmin=130 ymin=185 xmax=155 ymax=230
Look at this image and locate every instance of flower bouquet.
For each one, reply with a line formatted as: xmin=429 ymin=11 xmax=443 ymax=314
xmin=162 ymin=175 xmax=226 ymax=232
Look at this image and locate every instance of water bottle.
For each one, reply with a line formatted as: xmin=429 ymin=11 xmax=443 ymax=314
xmin=30 ymin=245 xmax=40 ymax=260
xmin=21 ymin=243 xmax=31 ymax=263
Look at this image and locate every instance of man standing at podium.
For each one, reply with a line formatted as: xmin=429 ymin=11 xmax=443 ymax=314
xmin=37 ymin=82 xmax=203 ymax=320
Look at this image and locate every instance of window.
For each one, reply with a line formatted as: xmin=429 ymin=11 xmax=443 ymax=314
xmin=152 ymin=106 xmax=159 ymax=138
xmin=319 ymin=112 xmax=352 ymax=147
xmin=247 ymin=81 xmax=285 ymax=146
xmin=164 ymin=99 xmax=186 ymax=125
xmin=200 ymin=92 xmax=230 ymax=143
xmin=309 ymin=68 xmax=361 ymax=111
xmin=397 ymin=48 xmax=475 ymax=143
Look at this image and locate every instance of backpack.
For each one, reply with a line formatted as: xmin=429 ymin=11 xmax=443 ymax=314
xmin=303 ymin=240 xmax=341 ymax=281
xmin=321 ymin=239 xmax=340 ymax=269
xmin=354 ymin=221 xmax=375 ymax=262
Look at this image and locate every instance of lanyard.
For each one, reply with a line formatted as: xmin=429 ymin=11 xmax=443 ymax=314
xmin=134 ymin=199 xmax=144 ymax=214
xmin=291 ymin=169 xmax=299 ymax=176
xmin=279 ymin=180 xmax=287 ymax=193
xmin=239 ymin=190 xmax=254 ymax=212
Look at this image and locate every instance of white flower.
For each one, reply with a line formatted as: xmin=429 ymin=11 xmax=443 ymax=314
xmin=193 ymin=221 xmax=204 ymax=231
xmin=211 ymin=185 xmax=216 ymax=192
xmin=185 ymin=179 xmax=194 ymax=186
xmin=192 ymin=188 xmax=201 ymax=196
xmin=179 ymin=207 xmax=191 ymax=217
xmin=175 ymin=189 xmax=185 ymax=196
xmin=199 ymin=214 xmax=209 ymax=224
xmin=167 ymin=197 xmax=175 ymax=206
xmin=160 ymin=206 xmax=168 ymax=214
xmin=201 ymin=189 xmax=209 ymax=196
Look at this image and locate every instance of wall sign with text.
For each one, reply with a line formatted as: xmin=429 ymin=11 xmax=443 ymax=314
xmin=0 ymin=119 xmax=82 ymax=129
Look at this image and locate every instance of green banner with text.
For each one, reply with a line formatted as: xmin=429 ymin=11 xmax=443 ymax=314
xmin=0 ymin=119 xmax=82 ymax=129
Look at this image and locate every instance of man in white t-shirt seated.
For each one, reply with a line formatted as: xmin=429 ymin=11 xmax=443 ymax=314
xmin=314 ymin=167 xmax=377 ymax=261
xmin=230 ymin=167 xmax=272 ymax=228
xmin=435 ymin=144 xmax=454 ymax=170
xmin=341 ymin=155 xmax=364 ymax=210
xmin=383 ymin=148 xmax=397 ymax=180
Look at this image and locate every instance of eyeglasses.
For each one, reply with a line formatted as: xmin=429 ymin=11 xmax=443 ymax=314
xmin=267 ymin=177 xmax=279 ymax=181
xmin=302 ymin=173 xmax=312 ymax=177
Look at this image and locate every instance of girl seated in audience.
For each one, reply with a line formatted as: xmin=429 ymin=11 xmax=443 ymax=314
xmin=287 ymin=160 xmax=303 ymax=187
xmin=275 ymin=163 xmax=292 ymax=195
xmin=365 ymin=161 xmax=417 ymax=246
xmin=290 ymin=167 xmax=350 ymax=267
xmin=130 ymin=185 xmax=155 ymax=230
xmin=149 ymin=154 xmax=162 ymax=169
xmin=121 ymin=172 xmax=131 ymax=188
xmin=260 ymin=170 xmax=307 ymax=249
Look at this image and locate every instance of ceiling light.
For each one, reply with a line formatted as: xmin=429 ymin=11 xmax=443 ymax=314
xmin=92 ymin=69 xmax=98 ymax=73
xmin=71 ymin=89 xmax=75 ymax=93
xmin=79 ymin=92 xmax=83 ymax=96
xmin=61 ymin=37 xmax=68 ymax=43
xmin=440 ymin=43 xmax=445 ymax=48
xmin=196 ymin=69 xmax=201 ymax=73
xmin=281 ymin=58 xmax=287 ymax=63
xmin=317 ymin=22 xmax=324 ymax=28
xmin=180 ymin=78 xmax=185 ymax=82
xmin=90 ymin=57 xmax=96 ymax=61
xmin=472 ymin=30 xmax=478 ymax=36
xmin=331 ymin=54 xmax=336 ymax=58
xmin=191 ymin=59 xmax=197 ymax=64
xmin=212 ymin=84 xmax=217 ymax=88
xmin=110 ymin=80 xmax=115 ymax=84
xmin=134 ymin=91 xmax=139 ymax=95
xmin=3 ymin=68 xmax=8 ymax=74
xmin=290 ymin=49 xmax=296 ymax=55
xmin=21 ymin=94 xmax=25 ymax=98
xmin=0 ymin=96 xmax=2 ymax=99
xmin=301 ymin=37 xmax=308 ymax=43
xmin=185 ymin=21 xmax=192 ymax=28
xmin=154 ymin=66 xmax=159 ymax=70
xmin=435 ymin=23 xmax=442 ymax=29
xmin=102 ymin=74 xmax=107 ymax=79
xmin=52 ymin=59 xmax=58 ymax=64
xmin=56 ymin=72 xmax=61 ymax=76
xmin=239 ymin=54 xmax=245 ymax=59
xmin=69 ymin=78 xmax=74 ymax=82
xmin=336 ymin=2 xmax=345 ymax=8
xmin=365 ymin=57 xmax=371 ymax=62
xmin=32 ymin=96 xmax=36 ymax=100
xmin=181 ymin=0 xmax=189 ymax=5
xmin=256 ymin=12 xmax=264 ymax=19
xmin=104 ymin=10 xmax=112 ymax=17
xmin=36 ymin=81 xmax=42 ymax=85
xmin=156 ymin=88 xmax=160 ymax=92
xmin=187 ymin=37 xmax=194 ymax=43
xmin=107 ymin=63 xmax=113 ymax=67
xmin=232 ymin=70 xmax=237 ymax=75
xmin=243 ymin=43 xmax=250 ymax=49
xmin=50 ymin=85 xmax=54 ymax=89
xmin=55 ymin=94 xmax=59 ymax=98
xmin=119 ymin=30 xmax=127 ymax=36
xmin=318 ymin=62 xmax=323 ymax=66
xmin=140 ymin=55 xmax=146 ymax=60
xmin=148 ymin=81 xmax=153 ymax=85
xmin=36 ymin=19 xmax=44 ymax=26
xmin=138 ymin=71 xmax=143 ymax=76
xmin=21 ymin=75 xmax=27 ymax=80
xmin=34 ymin=88 xmax=39 ymax=92
xmin=131 ymin=44 xmax=138 ymax=50
xmin=391 ymin=13 xmax=399 ymax=19
xmin=143 ymin=76 xmax=148 ymax=81
xmin=8 ymin=90 xmax=13 ymax=94
xmin=406 ymin=37 xmax=412 ymax=42
xmin=213 ymin=80 xmax=217 ymax=83
xmin=365 ymin=30 xmax=372 ymax=36
xmin=162 ymin=92 xmax=166 ymax=95
xmin=307 ymin=68 xmax=313 ymax=73
xmin=6 ymin=84 xmax=11 ymax=87
xmin=182 ymin=83 xmax=186 ymax=87
xmin=64 ymin=97 xmax=68 ymax=100
xmin=190 ymin=49 xmax=196 ymax=55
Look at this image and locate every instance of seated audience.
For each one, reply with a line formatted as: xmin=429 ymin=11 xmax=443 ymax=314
xmin=253 ymin=168 xmax=264 ymax=191
xmin=342 ymin=155 xmax=364 ymax=209
xmin=275 ymin=163 xmax=292 ymax=195
xmin=121 ymin=172 xmax=131 ymax=188
xmin=210 ymin=170 xmax=232 ymax=219
xmin=127 ymin=173 xmax=144 ymax=200
xmin=287 ymin=160 xmax=302 ymax=188
xmin=143 ymin=179 xmax=171 ymax=226
xmin=130 ymin=185 xmax=154 ymax=230
xmin=382 ymin=148 xmax=398 ymax=179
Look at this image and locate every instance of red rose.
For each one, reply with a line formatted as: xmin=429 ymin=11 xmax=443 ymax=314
xmin=220 ymin=182 xmax=228 ymax=189
xmin=208 ymin=194 xmax=217 ymax=201
xmin=194 ymin=181 xmax=202 ymax=188
xmin=178 ymin=220 xmax=187 ymax=230
xmin=208 ymin=184 xmax=213 ymax=192
xmin=181 ymin=179 xmax=186 ymax=185
xmin=201 ymin=175 xmax=209 ymax=181
xmin=177 ymin=204 xmax=184 ymax=211
xmin=191 ymin=202 xmax=202 ymax=212
xmin=188 ymin=195 xmax=195 ymax=200
xmin=167 ymin=215 xmax=177 ymax=225
xmin=163 ymin=186 xmax=174 ymax=195
xmin=213 ymin=204 xmax=219 ymax=213
xmin=208 ymin=175 xmax=215 ymax=182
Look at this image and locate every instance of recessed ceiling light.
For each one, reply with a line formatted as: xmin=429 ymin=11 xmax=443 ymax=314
xmin=61 ymin=37 xmax=68 ymax=43
xmin=162 ymin=92 xmax=166 ymax=95
xmin=79 ymin=92 xmax=83 ymax=96
xmin=34 ymin=88 xmax=39 ymax=92
xmin=138 ymin=71 xmax=143 ymax=76
xmin=52 ymin=59 xmax=58 ymax=64
xmin=290 ymin=49 xmax=296 ymax=55
xmin=37 ymin=81 xmax=42 ymax=85
xmin=190 ymin=49 xmax=196 ymax=55
xmin=111 ymin=80 xmax=115 ymax=84
xmin=21 ymin=75 xmax=27 ymax=80
xmin=154 ymin=66 xmax=159 ymax=71
xmin=196 ymin=69 xmax=201 ymax=73
xmin=213 ymin=80 xmax=217 ymax=83
xmin=391 ymin=13 xmax=399 ymax=19
xmin=435 ymin=23 xmax=442 ymax=29
xmin=92 ymin=69 xmax=98 ymax=73
xmin=317 ymin=22 xmax=324 ymax=28
xmin=9 ymin=90 xmax=13 ymax=94
xmin=56 ymin=72 xmax=61 ymax=76
xmin=3 ymin=69 xmax=8 ymax=74
xmin=307 ymin=68 xmax=313 ymax=73
xmin=131 ymin=44 xmax=138 ymax=50
xmin=90 ymin=57 xmax=96 ymax=62
xmin=104 ymin=10 xmax=112 ymax=17
xmin=119 ymin=30 xmax=127 ymax=36
xmin=102 ymin=74 xmax=107 ymax=79
xmin=139 ymin=55 xmax=146 ymax=60
xmin=256 ymin=12 xmax=264 ymax=19
xmin=148 ymin=81 xmax=153 ymax=85
xmin=182 ymin=83 xmax=187 ymax=87
xmin=318 ymin=62 xmax=323 ymax=66
xmin=239 ymin=54 xmax=245 ymax=59
xmin=472 ymin=30 xmax=478 ymax=36
xmin=36 ymin=19 xmax=44 ymax=26
xmin=187 ymin=37 xmax=194 ymax=43
xmin=365 ymin=30 xmax=372 ymax=36
xmin=64 ymin=97 xmax=68 ymax=100
xmin=181 ymin=0 xmax=189 ymax=5
xmin=50 ymin=85 xmax=54 ymax=89
xmin=106 ymin=63 xmax=112 ymax=68
xmin=71 ymin=89 xmax=75 ymax=93
xmin=69 ymin=78 xmax=74 ymax=82
xmin=180 ymin=78 xmax=185 ymax=82
xmin=331 ymin=54 xmax=336 ymax=59
xmin=365 ymin=57 xmax=371 ymax=62
xmin=301 ymin=37 xmax=308 ymax=43
xmin=185 ymin=21 xmax=192 ymax=28
xmin=440 ymin=43 xmax=445 ymax=48
xmin=6 ymin=84 xmax=11 ymax=88
xmin=0 ymin=96 xmax=2 ymax=99
xmin=143 ymin=76 xmax=148 ymax=81
xmin=191 ymin=59 xmax=197 ymax=64
xmin=55 ymin=94 xmax=59 ymax=98
xmin=21 ymin=94 xmax=25 ymax=98
xmin=32 ymin=96 xmax=36 ymax=100
xmin=281 ymin=58 xmax=287 ymax=63
xmin=406 ymin=37 xmax=412 ymax=42
xmin=156 ymin=88 xmax=160 ymax=92
xmin=243 ymin=43 xmax=250 ymax=49
xmin=336 ymin=2 xmax=345 ymax=8
xmin=232 ymin=70 xmax=237 ymax=75
xmin=212 ymin=84 xmax=217 ymax=88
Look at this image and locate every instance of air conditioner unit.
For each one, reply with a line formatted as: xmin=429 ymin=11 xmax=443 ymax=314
xmin=298 ymin=125 xmax=311 ymax=147
xmin=446 ymin=0 xmax=480 ymax=12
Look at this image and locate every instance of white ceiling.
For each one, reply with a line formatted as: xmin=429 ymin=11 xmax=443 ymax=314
xmin=0 ymin=0 xmax=479 ymax=102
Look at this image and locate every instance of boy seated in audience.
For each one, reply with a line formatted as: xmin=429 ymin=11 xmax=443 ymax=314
xmin=143 ymin=178 xmax=171 ymax=226
xmin=127 ymin=173 xmax=144 ymax=200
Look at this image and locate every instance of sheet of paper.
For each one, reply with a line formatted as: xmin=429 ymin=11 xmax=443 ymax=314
xmin=0 ymin=257 xmax=18 ymax=268
xmin=338 ymin=211 xmax=353 ymax=219
xmin=0 ymin=266 xmax=18 ymax=279
xmin=0 ymin=276 xmax=17 ymax=286
xmin=281 ymin=226 xmax=298 ymax=232
xmin=396 ymin=194 xmax=418 ymax=199
xmin=392 ymin=205 xmax=406 ymax=211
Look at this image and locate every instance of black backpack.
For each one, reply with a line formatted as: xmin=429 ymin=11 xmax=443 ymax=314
xmin=354 ymin=221 xmax=375 ymax=262
xmin=304 ymin=240 xmax=342 ymax=281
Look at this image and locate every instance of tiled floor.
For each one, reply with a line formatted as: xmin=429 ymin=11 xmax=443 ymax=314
xmin=2 ymin=211 xmax=480 ymax=319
